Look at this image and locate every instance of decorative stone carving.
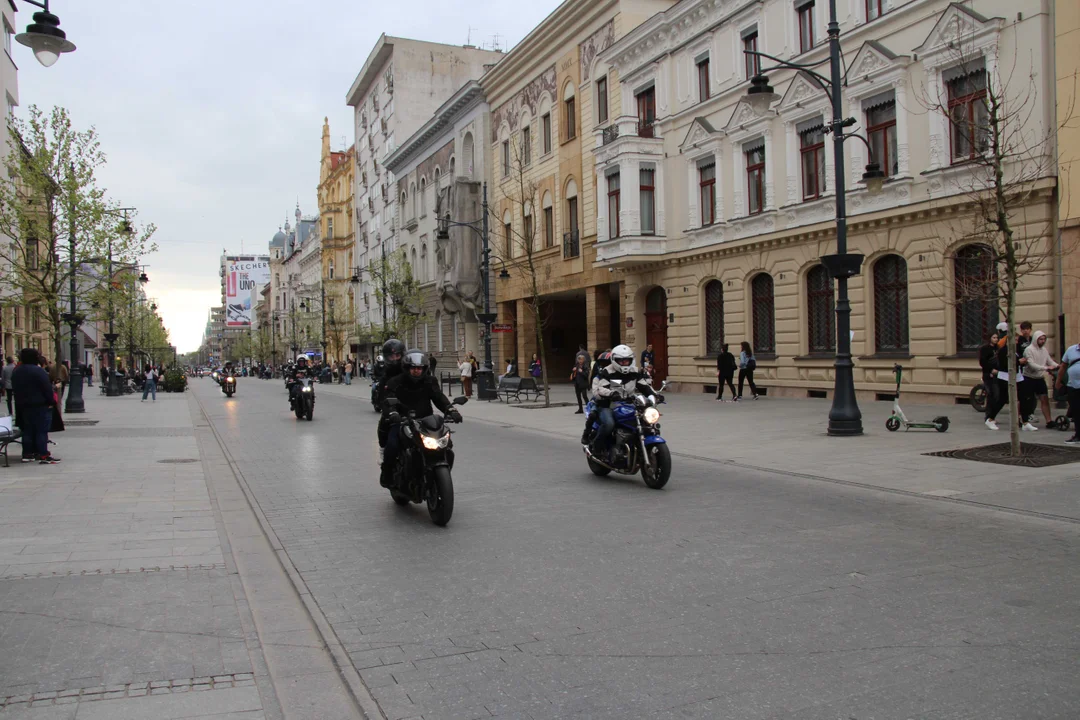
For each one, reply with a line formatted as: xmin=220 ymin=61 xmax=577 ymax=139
xmin=731 ymin=102 xmax=757 ymax=127
xmin=580 ymin=20 xmax=615 ymax=83
xmin=491 ymin=66 xmax=557 ymax=143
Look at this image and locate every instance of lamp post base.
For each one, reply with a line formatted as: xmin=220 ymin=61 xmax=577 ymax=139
xmin=65 ymin=367 xmax=85 ymax=413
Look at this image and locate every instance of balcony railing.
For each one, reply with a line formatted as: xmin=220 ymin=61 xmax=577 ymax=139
xmin=563 ymin=230 xmax=580 ymax=259
xmin=601 ymin=125 xmax=620 ymax=145
xmin=638 ymin=121 xmax=655 ymax=138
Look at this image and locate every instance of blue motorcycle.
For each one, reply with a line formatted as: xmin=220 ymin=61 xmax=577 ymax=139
xmin=583 ymin=380 xmax=671 ymax=489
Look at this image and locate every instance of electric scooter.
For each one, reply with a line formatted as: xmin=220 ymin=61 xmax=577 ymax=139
xmin=886 ymin=364 xmax=949 ymax=432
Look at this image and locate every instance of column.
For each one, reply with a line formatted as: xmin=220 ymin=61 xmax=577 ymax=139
xmin=586 ymin=285 xmax=612 ymax=352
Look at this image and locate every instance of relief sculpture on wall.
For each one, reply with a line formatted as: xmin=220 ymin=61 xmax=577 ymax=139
xmin=435 ymin=184 xmax=484 ymax=319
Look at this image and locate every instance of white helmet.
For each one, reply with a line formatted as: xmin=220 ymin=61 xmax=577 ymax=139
xmin=610 ymin=344 xmax=636 ymax=374
xmin=296 ymin=355 xmax=309 ymax=365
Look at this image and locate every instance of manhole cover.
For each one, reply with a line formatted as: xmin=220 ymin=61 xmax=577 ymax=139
xmin=923 ymin=442 xmax=1080 ymax=468
xmin=65 ymin=420 xmax=99 ymax=426
xmin=157 ymin=459 xmax=200 ymax=464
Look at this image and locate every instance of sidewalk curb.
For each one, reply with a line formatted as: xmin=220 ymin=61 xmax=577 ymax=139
xmin=190 ymin=389 xmax=385 ymax=720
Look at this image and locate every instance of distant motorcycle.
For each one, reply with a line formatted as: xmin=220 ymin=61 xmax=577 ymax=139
xmin=384 ymin=396 xmax=467 ymax=526
xmin=292 ymin=377 xmax=315 ymax=420
xmin=583 ymin=380 xmax=670 ymax=489
xmin=221 ymin=374 xmax=236 ymax=398
xmin=370 ymin=379 xmax=382 ymax=412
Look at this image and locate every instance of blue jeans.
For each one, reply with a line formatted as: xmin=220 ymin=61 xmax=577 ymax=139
xmin=142 ymin=378 xmax=156 ymax=400
xmin=21 ymin=406 xmax=50 ymax=459
xmin=344 ymin=371 xmax=351 ymax=385
xmin=595 ymin=407 xmax=616 ymax=451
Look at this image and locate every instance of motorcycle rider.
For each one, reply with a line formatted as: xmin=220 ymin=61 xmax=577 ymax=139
xmin=587 ymin=344 xmax=656 ymax=461
xmin=379 ymin=348 xmax=460 ymax=487
xmin=375 ymin=339 xmax=407 ymax=466
xmin=286 ymin=355 xmax=314 ymax=407
xmin=581 ymin=350 xmax=612 ymax=444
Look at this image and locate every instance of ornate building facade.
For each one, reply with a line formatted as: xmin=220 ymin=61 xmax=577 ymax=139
xmin=317 ymin=118 xmax=356 ymax=363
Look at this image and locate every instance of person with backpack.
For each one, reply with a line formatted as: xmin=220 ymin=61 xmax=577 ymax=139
xmin=737 ymin=341 xmax=759 ymax=401
xmin=1056 ymin=341 xmax=1080 ymax=444
xmin=141 ymin=364 xmax=158 ymax=402
xmin=716 ymin=344 xmax=737 ymax=401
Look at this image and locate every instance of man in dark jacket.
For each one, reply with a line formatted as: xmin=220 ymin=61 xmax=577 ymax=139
xmin=716 ymin=344 xmax=738 ymax=401
xmin=12 ymin=348 xmax=59 ymax=463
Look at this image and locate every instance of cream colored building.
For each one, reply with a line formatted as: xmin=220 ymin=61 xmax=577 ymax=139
xmin=483 ymin=0 xmax=677 ymax=374
xmin=1057 ymin=0 xmax=1080 ymax=347
xmin=346 ymin=35 xmax=503 ymax=353
xmin=592 ymin=0 xmax=1065 ymax=402
xmin=317 ymin=118 xmax=356 ymax=363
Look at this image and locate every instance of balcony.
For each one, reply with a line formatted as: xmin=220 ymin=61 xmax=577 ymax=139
xmin=594 ymin=115 xmax=663 ymax=166
xmin=562 ymin=230 xmax=580 ymax=259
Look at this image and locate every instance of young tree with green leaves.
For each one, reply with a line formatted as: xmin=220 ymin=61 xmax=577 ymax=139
xmin=368 ymin=247 xmax=422 ymax=343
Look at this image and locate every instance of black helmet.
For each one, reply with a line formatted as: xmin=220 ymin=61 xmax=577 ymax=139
xmin=382 ymin=339 xmax=406 ymax=369
xmin=402 ymin=349 xmax=428 ymax=384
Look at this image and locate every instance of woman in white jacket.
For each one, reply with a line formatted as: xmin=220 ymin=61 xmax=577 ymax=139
xmin=1024 ymin=330 xmax=1060 ymax=427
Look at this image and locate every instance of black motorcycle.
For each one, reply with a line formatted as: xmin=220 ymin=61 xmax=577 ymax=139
xmin=370 ymin=378 xmax=383 ymax=412
xmin=291 ymin=377 xmax=315 ymax=420
xmin=384 ymin=396 xmax=467 ymax=526
xmin=221 ymin=373 xmax=236 ymax=398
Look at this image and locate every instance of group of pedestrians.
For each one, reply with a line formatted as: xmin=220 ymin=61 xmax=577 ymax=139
xmin=980 ymin=320 xmax=1080 ymax=444
xmin=715 ymin=342 xmax=760 ymax=401
xmin=457 ymin=352 xmax=479 ymax=397
xmin=2 ymin=349 xmax=62 ymax=464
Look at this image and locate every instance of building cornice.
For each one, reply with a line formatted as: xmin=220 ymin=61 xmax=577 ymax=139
xmin=386 ymin=81 xmax=485 ymax=173
xmin=481 ymin=0 xmax=618 ymax=102
xmin=346 ymin=34 xmax=394 ymax=107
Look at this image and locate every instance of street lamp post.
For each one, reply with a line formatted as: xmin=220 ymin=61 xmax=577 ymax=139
xmin=299 ymin=287 xmax=327 ymax=361
xmin=436 ymin=182 xmax=497 ymax=399
xmin=102 ymin=209 xmax=136 ymax=397
xmin=742 ymin=0 xmax=886 ymax=437
xmin=63 ymin=162 xmax=85 ymax=413
xmin=350 ymin=259 xmax=389 ymax=351
xmin=14 ymin=1 xmax=75 ymax=68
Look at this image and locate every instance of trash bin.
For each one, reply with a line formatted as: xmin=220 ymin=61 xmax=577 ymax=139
xmin=475 ymin=367 xmax=497 ymax=401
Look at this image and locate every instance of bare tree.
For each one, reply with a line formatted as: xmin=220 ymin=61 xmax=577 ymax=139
xmin=916 ymin=34 xmax=1077 ymax=456
xmin=368 ymin=247 xmax=422 ymax=343
xmin=495 ymin=136 xmax=553 ymax=406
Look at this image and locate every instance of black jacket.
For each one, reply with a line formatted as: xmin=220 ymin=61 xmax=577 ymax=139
xmin=383 ymin=373 xmax=452 ymax=419
xmin=12 ymin=364 xmax=54 ymax=410
xmin=717 ymin=351 xmax=737 ymax=376
xmin=979 ymin=343 xmax=998 ymax=382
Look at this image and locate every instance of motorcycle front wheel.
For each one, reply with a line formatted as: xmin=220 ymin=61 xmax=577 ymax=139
xmin=642 ymin=444 xmax=671 ymax=489
xmin=305 ymin=400 xmax=313 ymax=421
xmin=294 ymin=402 xmax=304 ymax=419
xmin=427 ymin=466 xmax=454 ymax=526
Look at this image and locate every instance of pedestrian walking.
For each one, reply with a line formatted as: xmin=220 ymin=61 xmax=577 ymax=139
xmin=12 ymin=348 xmax=60 ymax=463
xmin=2 ymin=356 xmax=13 ymax=417
xmin=1024 ymin=330 xmax=1060 ymax=427
xmin=1056 ymin=341 xmax=1080 ymax=444
xmin=571 ymin=355 xmax=589 ymax=413
xmin=716 ymin=343 xmax=737 ymax=401
xmin=528 ymin=353 xmax=541 ymax=379
xmin=979 ymin=331 xmax=1000 ymax=421
xmin=85 ymin=363 xmax=93 ymax=387
xmin=985 ymin=322 xmax=1037 ymax=431
xmin=737 ymin=341 xmax=758 ymax=400
xmin=459 ymin=356 xmax=473 ymax=398
xmin=345 ymin=359 xmax=353 ymax=385
xmin=640 ymin=344 xmax=655 ymax=370
xmin=141 ymin=364 xmax=158 ymax=402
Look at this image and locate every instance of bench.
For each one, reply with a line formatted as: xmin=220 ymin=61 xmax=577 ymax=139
xmin=496 ymin=376 xmax=521 ymax=402
xmin=0 ymin=428 xmax=22 ymax=467
xmin=517 ymin=377 xmax=545 ymax=401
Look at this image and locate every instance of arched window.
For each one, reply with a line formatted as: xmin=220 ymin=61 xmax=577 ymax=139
xmin=542 ymin=191 xmax=554 ymax=248
xmin=751 ymin=273 xmax=775 ymax=354
xmin=954 ymin=244 xmax=998 ymax=352
xmin=423 ymin=323 xmax=429 ymax=352
xmin=449 ymin=157 xmax=456 ymax=177
xmin=420 ymin=243 xmax=428 ymax=282
xmin=434 ymin=168 xmax=441 ymax=187
xmin=502 ymin=209 xmax=513 ymax=257
xmin=807 ymin=265 xmax=835 ymax=353
xmin=410 ymin=182 xmax=417 ymax=218
xmin=462 ymin=132 xmax=474 ymax=178
xmin=453 ymin=313 xmax=460 ymax=350
xmin=420 ymin=178 xmax=427 ymax=216
xmin=436 ymin=310 xmax=443 ymax=351
xmin=563 ymin=82 xmax=577 ymax=141
xmin=874 ymin=255 xmax=909 ymax=352
xmin=704 ymin=280 xmax=724 ymax=355
xmin=564 ymin=178 xmax=579 ymax=257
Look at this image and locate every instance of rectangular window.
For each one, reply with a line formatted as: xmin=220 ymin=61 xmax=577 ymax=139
xmin=327 ymin=217 xmax=334 ymax=238
xmin=522 ymin=126 xmax=531 ymax=166
xmin=3 ymin=21 xmax=11 ymax=57
xmin=523 ymin=214 xmax=534 ymax=247
xmin=636 ymin=87 xmax=656 ymax=137
xmin=866 ymin=0 xmax=883 ymax=21
xmin=565 ymin=97 xmax=576 ymax=140
xmin=699 ymin=162 xmax=716 ymax=226
xmin=866 ymin=94 xmax=898 ymax=177
xmin=502 ymin=141 xmax=510 ymax=177
xmin=544 ymin=206 xmax=554 ymax=247
xmin=596 ymin=76 xmax=609 ymax=124
xmin=947 ymin=65 xmax=989 ymax=162
xmin=799 ymin=121 xmax=826 ymax=200
xmin=542 ymin=113 xmax=552 ymax=154
xmin=640 ymin=168 xmax=656 ymax=235
xmin=607 ymin=173 xmax=621 ymax=239
xmin=797 ymin=1 xmax=815 ymax=53
xmin=746 ymin=144 xmax=766 ymax=215
xmin=568 ymin=197 xmax=579 ymax=234
xmin=743 ymin=29 xmax=760 ymax=79
xmin=697 ymin=58 xmax=710 ymax=102
xmin=504 ymin=222 xmax=513 ymax=257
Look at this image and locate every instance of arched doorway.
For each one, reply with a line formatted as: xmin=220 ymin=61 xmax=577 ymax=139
xmin=644 ymin=287 xmax=668 ymax=382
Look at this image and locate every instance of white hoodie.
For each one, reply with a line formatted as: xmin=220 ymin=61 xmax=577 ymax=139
xmin=1023 ymin=331 xmax=1058 ymax=379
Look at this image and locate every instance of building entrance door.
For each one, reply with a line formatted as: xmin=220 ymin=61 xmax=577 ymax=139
xmin=644 ymin=287 xmax=668 ymax=382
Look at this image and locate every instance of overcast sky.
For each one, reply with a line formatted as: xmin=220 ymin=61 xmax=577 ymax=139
xmin=17 ymin=0 xmax=563 ymax=353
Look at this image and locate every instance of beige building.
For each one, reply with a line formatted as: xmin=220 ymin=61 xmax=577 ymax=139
xmin=483 ymin=0 xmax=677 ymax=375
xmin=1057 ymin=0 xmax=1080 ymax=346
xmin=590 ymin=0 xmax=1065 ymax=402
xmin=317 ymin=118 xmax=356 ymax=363
xmin=346 ymin=35 xmax=503 ymax=353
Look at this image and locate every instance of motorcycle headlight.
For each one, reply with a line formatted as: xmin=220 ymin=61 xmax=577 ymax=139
xmin=422 ymin=434 xmax=450 ymax=450
xmin=643 ymin=407 xmax=661 ymax=424
xmin=302 ymin=386 xmax=313 ymax=393
xmin=227 ymin=377 xmax=235 ymax=382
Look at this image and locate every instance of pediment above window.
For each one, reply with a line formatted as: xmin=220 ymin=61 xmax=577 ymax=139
xmin=915 ymin=3 xmax=1003 ymax=68
xmin=846 ymin=41 xmax=910 ymax=83
xmin=725 ymin=100 xmax=771 ymax=135
xmin=776 ymin=72 xmax=829 ymax=114
xmin=679 ymin=117 xmax=722 ymax=154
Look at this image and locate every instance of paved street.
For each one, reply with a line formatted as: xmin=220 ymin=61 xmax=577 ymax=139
xmin=185 ymin=376 xmax=1080 ymax=719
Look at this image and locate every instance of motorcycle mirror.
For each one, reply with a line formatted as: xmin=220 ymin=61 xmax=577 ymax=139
xmin=453 ymin=396 xmax=468 ymax=405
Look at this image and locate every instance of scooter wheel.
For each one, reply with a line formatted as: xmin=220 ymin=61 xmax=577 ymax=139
xmin=885 ymin=417 xmax=901 ymax=432
xmin=1055 ymin=415 xmax=1071 ymax=431
xmin=933 ymin=416 xmax=950 ymax=433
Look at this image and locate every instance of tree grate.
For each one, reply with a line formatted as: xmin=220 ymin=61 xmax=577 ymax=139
xmin=0 ymin=673 xmax=256 ymax=709
xmin=64 ymin=420 xmax=99 ymax=426
xmin=923 ymin=442 xmax=1080 ymax=468
xmin=157 ymin=458 xmax=200 ymax=464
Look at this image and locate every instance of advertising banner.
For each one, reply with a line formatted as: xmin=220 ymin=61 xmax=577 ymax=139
xmin=225 ymin=258 xmax=271 ymax=327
